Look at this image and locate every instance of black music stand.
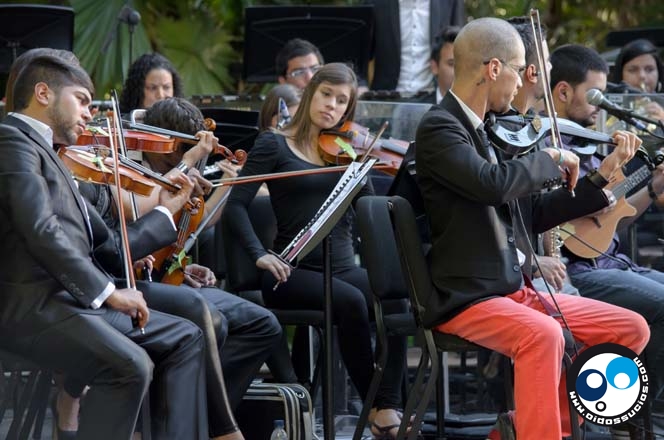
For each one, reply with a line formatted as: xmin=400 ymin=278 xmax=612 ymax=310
xmin=243 ymin=5 xmax=373 ymax=83
xmin=605 ymin=27 xmax=664 ymax=47
xmin=199 ymin=108 xmax=260 ymax=153
xmin=275 ymin=159 xmax=377 ymax=440
xmin=0 ymin=4 xmax=74 ymax=96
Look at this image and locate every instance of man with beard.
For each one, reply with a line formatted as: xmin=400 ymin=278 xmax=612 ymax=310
xmin=0 ymin=54 xmax=209 ymax=440
xmin=551 ymin=43 xmax=664 ymax=437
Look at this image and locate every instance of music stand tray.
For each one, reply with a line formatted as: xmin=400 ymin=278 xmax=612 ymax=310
xmin=243 ymin=5 xmax=374 ymax=83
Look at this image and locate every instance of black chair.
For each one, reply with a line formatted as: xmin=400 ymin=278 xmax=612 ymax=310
xmin=354 ymin=196 xmax=506 ymax=440
xmin=0 ymin=350 xmax=51 ymax=440
xmin=387 ymin=195 xmax=595 ymax=440
xmin=220 ymin=195 xmax=325 ymax=395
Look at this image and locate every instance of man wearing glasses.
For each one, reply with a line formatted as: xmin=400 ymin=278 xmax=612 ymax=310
xmin=276 ymin=38 xmax=324 ymax=90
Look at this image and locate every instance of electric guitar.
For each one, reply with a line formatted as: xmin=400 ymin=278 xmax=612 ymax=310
xmin=560 ymin=165 xmax=651 ymax=258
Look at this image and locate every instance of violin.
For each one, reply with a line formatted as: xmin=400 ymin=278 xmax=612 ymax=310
xmin=128 ymin=121 xmax=248 ymax=165
xmin=318 ymin=121 xmax=408 ymax=176
xmin=151 ymin=197 xmax=205 ymax=285
xmin=58 ymin=147 xmax=157 ymax=197
xmin=59 ymin=145 xmax=182 ymax=194
xmin=77 ymin=122 xmax=248 ymax=165
xmin=77 ymin=127 xmax=180 ymax=153
xmin=484 ymin=113 xmax=616 ymax=156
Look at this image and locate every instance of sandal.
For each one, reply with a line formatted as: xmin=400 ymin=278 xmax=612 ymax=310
xmin=370 ymin=422 xmax=400 ymax=440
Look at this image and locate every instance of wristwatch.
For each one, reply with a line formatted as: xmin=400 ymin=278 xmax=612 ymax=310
xmin=175 ymin=161 xmax=189 ymax=173
xmin=586 ymin=168 xmax=609 ymax=189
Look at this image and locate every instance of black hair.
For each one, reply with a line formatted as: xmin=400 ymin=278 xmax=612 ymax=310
xmin=275 ymin=39 xmax=324 ymax=77
xmin=611 ymin=38 xmax=663 ymax=91
xmin=507 ymin=16 xmax=548 ymax=67
xmin=119 ymin=53 xmax=184 ymax=112
xmin=12 ymin=54 xmax=93 ymax=111
xmin=550 ymin=44 xmax=608 ymax=89
xmin=5 ymin=48 xmax=80 ymax=112
xmin=142 ymin=97 xmax=205 ymax=135
xmin=430 ymin=26 xmax=460 ymax=63
xmin=259 ymin=84 xmax=301 ymax=132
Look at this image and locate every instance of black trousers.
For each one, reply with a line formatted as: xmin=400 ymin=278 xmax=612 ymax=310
xmin=261 ymin=265 xmax=407 ymax=409
xmin=4 ymin=305 xmax=207 ymax=440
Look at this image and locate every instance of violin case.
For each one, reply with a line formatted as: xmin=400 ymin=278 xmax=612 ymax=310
xmin=235 ymin=381 xmax=315 ymax=440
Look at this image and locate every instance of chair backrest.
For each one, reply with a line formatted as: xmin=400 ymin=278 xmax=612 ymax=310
xmin=221 ymin=195 xmax=277 ymax=292
xmin=387 ymin=195 xmax=438 ymax=329
xmin=356 ymin=196 xmax=409 ymax=301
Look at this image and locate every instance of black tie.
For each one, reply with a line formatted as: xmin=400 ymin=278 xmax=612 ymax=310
xmin=477 ymin=126 xmax=491 ymax=149
xmin=477 ymin=126 xmax=497 ymax=163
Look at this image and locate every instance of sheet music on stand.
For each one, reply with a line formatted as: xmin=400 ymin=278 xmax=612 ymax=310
xmin=273 ymin=158 xmax=378 ymax=266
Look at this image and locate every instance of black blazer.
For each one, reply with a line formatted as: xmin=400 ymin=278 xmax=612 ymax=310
xmin=0 ymin=116 xmax=176 ymax=334
xmin=414 ymin=94 xmax=610 ymax=327
xmin=367 ymin=0 xmax=466 ymax=91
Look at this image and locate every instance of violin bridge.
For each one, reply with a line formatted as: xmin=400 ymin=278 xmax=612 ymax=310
xmin=531 ymin=115 xmax=542 ymax=133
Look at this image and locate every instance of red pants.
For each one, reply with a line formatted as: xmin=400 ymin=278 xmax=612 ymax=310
xmin=436 ymin=287 xmax=650 ymax=439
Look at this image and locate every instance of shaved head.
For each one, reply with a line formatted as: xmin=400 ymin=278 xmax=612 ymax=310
xmin=454 ymin=17 xmax=524 ymax=75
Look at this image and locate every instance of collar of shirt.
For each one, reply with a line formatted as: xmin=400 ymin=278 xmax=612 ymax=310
xmin=8 ymin=112 xmax=54 ymax=146
xmin=447 ymin=90 xmax=484 ymax=130
xmin=435 ymin=87 xmax=444 ymax=105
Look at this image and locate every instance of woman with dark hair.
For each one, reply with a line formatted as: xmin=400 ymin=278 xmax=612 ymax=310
xmin=258 ymin=84 xmax=301 ymax=132
xmin=120 ymin=52 xmax=184 ymax=112
xmin=225 ymin=63 xmax=408 ymax=438
xmin=611 ymin=38 xmax=664 ymax=121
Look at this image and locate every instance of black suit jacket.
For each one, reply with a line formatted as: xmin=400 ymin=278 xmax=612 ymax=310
xmin=414 ymin=94 xmax=610 ymax=327
xmin=0 ymin=115 xmax=176 ymax=333
xmin=367 ymin=0 xmax=465 ymax=91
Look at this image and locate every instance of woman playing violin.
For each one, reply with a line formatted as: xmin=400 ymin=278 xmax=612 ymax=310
xmin=225 ymin=62 xmax=408 ymax=438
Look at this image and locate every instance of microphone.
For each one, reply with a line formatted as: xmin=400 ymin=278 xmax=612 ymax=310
xmin=585 ymin=88 xmax=648 ymax=131
xmin=276 ymin=98 xmax=291 ymax=130
xmin=118 ymin=5 xmax=141 ymax=27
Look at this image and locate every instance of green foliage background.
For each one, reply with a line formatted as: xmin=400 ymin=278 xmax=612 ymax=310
xmin=6 ymin=0 xmax=664 ymax=99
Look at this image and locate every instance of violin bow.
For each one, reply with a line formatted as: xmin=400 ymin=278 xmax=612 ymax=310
xmin=358 ymin=120 xmax=389 ymax=164
xmin=107 ymin=98 xmax=144 ymax=334
xmin=530 ymin=9 xmax=574 ymax=196
xmin=110 ymin=89 xmax=140 ymax=219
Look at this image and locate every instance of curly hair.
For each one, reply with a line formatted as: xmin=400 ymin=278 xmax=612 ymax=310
xmin=119 ymin=53 xmax=184 ymax=112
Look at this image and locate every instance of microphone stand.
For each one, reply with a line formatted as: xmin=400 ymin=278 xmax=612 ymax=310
xmin=102 ymin=2 xmax=141 ymax=82
xmin=118 ymin=4 xmax=141 ymax=64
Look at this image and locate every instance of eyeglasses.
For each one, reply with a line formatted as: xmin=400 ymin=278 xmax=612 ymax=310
xmin=483 ymin=59 xmax=527 ymax=76
xmin=287 ymin=65 xmax=322 ymax=78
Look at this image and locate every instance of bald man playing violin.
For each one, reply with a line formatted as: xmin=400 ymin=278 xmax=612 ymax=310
xmin=0 ymin=53 xmax=211 ymax=440
xmin=414 ymin=17 xmax=649 ymax=440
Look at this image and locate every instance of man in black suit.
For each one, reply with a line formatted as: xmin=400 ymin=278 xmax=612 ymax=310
xmin=367 ymin=0 xmax=465 ymax=93
xmin=415 ymin=17 xmax=649 ymax=439
xmin=0 ymin=54 xmax=209 ymax=439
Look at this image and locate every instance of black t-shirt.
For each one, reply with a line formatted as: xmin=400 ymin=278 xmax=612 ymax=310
xmin=225 ymin=131 xmax=373 ymax=271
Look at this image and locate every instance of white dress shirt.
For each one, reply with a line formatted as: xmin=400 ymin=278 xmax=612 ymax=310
xmin=396 ymin=0 xmax=431 ymax=94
